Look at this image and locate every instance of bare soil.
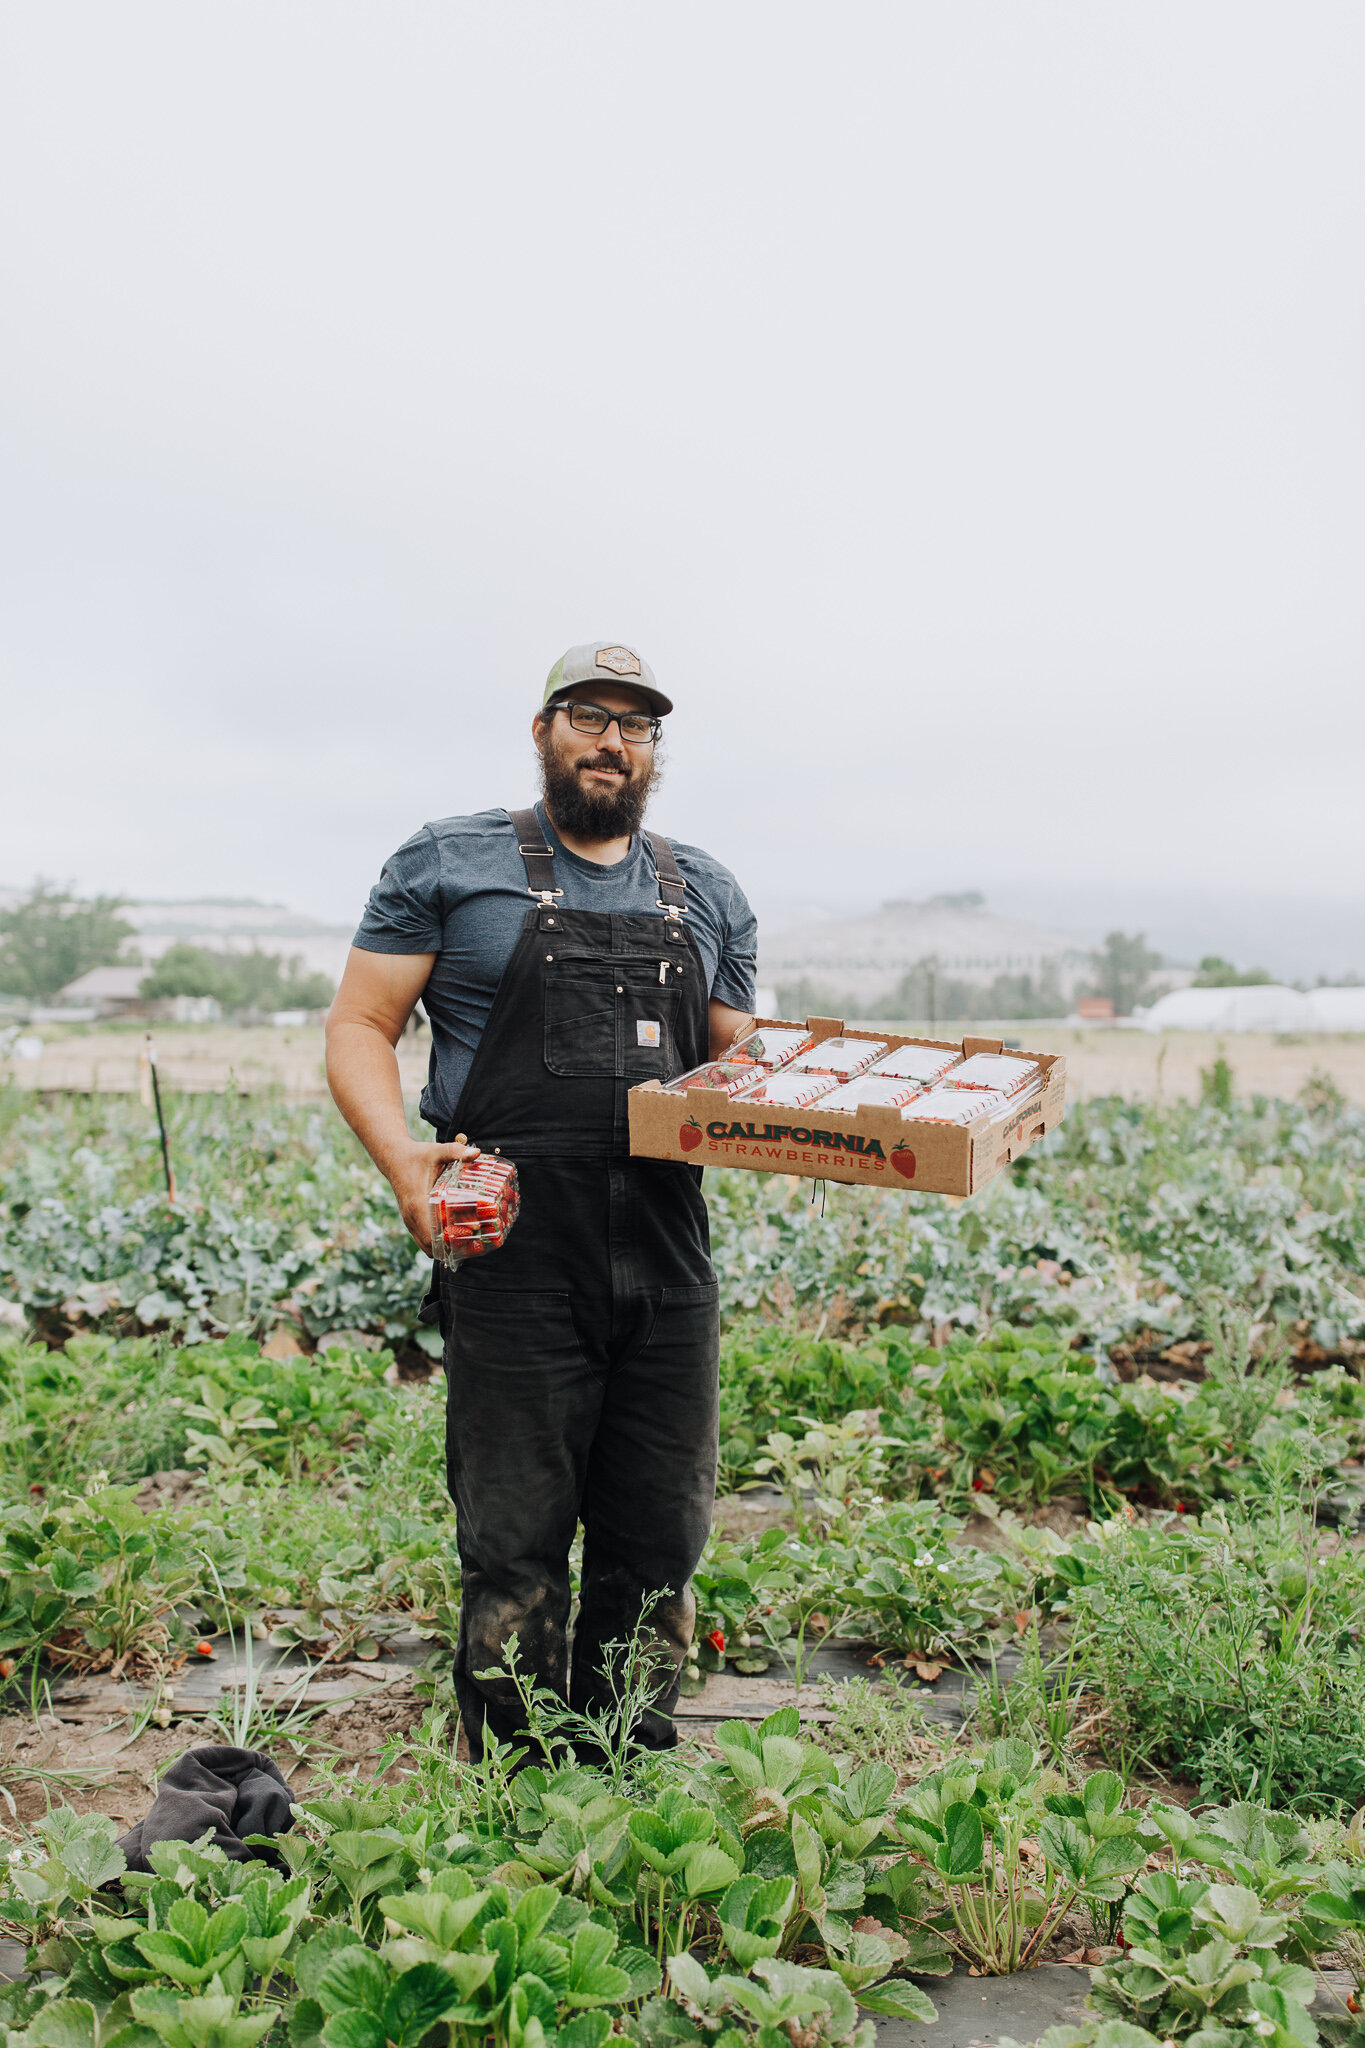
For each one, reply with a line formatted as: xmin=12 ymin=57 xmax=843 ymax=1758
xmin=1019 ymin=1025 xmax=1365 ymax=1106
xmin=0 ymin=1669 xmax=430 ymax=1835
xmin=4 ymin=1024 xmax=428 ymax=1101
xmin=9 ymin=1023 xmax=1365 ymax=1105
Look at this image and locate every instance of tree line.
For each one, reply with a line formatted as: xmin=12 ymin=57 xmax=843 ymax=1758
xmin=0 ymin=882 xmax=334 ymax=1012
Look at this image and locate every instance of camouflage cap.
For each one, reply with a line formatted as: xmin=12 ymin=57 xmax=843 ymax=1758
xmin=541 ymin=642 xmax=672 ymax=718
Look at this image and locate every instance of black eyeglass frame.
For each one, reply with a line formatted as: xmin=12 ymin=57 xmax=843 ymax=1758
xmin=553 ymin=699 xmax=662 ymax=745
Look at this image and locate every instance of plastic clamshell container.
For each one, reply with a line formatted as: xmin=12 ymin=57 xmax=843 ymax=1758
xmin=429 ymin=1153 xmax=521 ymax=1267
xmin=734 ymin=1069 xmax=841 ymax=1109
xmin=865 ymin=1043 xmax=961 ymax=1085
xmin=818 ymin=1075 xmax=924 ymax=1114
xmin=942 ymin=1053 xmax=1040 ymax=1095
xmin=724 ymin=1027 xmax=815 ymax=1069
xmin=667 ymin=1061 xmax=757 ymax=1097
xmin=984 ymin=1079 xmax=1045 ymax=1122
xmin=786 ymin=1037 xmax=888 ymax=1079
xmin=901 ymin=1086 xmax=1009 ymax=1125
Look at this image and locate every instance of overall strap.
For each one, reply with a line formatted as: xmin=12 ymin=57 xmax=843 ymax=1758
xmin=646 ymin=831 xmax=688 ymax=927
xmin=508 ymin=807 xmax=562 ymax=904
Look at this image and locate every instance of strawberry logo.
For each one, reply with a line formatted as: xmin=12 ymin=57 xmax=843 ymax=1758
xmin=891 ymin=1142 xmax=916 ymax=1179
xmin=679 ymin=1115 xmax=704 ymax=1153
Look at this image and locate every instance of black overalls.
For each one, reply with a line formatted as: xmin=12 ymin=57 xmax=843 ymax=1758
xmin=434 ymin=808 xmax=719 ymax=1759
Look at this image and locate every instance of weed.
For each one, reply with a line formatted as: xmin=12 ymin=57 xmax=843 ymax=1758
xmin=1054 ymin=1504 xmax=1365 ymax=1807
xmin=1201 ymin=1051 xmax=1235 ymax=1111
xmin=973 ymin=1622 xmax=1099 ymax=1774
xmin=476 ymin=1596 xmax=675 ymax=1788
xmin=810 ymin=1674 xmax=941 ymax=1776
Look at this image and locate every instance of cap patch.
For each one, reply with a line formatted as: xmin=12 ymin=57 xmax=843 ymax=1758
xmin=597 ymin=645 xmax=642 ymax=677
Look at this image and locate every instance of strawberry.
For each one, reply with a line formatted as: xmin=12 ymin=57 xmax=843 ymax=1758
xmin=194 ymin=1640 xmax=215 ymax=1658
xmin=891 ymin=1142 xmax=916 ymax=1179
xmin=679 ymin=1116 xmax=704 ymax=1154
xmin=707 ymin=1628 xmax=726 ymax=1653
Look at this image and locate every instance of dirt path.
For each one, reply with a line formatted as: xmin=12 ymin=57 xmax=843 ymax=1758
xmin=2 ymin=1024 xmax=429 ymax=1100
xmin=8 ymin=1023 xmax=1364 ymax=1104
xmin=0 ymin=1673 xmax=430 ymax=1832
xmin=1012 ymin=1025 xmax=1365 ymax=1105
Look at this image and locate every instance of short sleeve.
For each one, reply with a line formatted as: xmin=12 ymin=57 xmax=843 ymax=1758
xmin=353 ymin=826 xmax=445 ymax=954
xmin=711 ymin=880 xmax=758 ymax=1011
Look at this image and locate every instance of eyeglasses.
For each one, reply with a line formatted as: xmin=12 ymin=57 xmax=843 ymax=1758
xmin=556 ymin=700 xmax=661 ymax=745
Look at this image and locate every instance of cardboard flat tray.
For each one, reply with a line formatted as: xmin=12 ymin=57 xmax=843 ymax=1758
xmin=629 ymin=1016 xmax=1067 ymax=1197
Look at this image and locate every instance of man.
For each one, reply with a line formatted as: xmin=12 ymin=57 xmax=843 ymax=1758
xmin=326 ymin=642 xmax=756 ymax=1760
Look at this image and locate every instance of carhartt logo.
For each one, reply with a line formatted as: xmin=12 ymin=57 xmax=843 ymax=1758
xmin=597 ymin=645 xmax=642 ymax=677
xmin=637 ymin=1020 xmax=661 ymax=1047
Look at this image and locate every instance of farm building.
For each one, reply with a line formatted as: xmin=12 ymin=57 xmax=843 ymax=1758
xmin=57 ymin=964 xmax=148 ymax=1017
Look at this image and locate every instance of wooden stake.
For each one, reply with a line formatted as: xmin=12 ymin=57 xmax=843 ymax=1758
xmin=144 ymin=1033 xmax=176 ymax=1204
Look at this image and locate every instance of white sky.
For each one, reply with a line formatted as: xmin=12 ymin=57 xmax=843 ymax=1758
xmin=2 ymin=3 xmax=1362 ymax=944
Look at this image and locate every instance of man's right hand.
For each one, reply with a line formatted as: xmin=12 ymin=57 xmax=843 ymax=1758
xmin=326 ymin=948 xmax=484 ymax=1255
xmin=389 ymin=1136 xmax=482 ymax=1254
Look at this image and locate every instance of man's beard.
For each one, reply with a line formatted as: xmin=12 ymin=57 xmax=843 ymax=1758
xmin=538 ymin=729 xmax=661 ymax=841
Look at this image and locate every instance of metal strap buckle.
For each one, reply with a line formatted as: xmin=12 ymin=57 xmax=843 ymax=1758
xmin=656 ymin=898 xmax=687 ymax=916
xmin=519 ymin=842 xmax=553 ymax=858
xmin=529 ymin=888 xmax=564 ymax=904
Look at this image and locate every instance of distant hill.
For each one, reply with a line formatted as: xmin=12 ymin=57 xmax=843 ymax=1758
xmin=123 ymin=899 xmax=355 ymax=982
xmin=759 ymin=892 xmax=1091 ymax=1015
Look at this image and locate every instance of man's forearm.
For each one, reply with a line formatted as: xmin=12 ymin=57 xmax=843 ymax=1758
xmin=325 ymin=1019 xmax=414 ymax=1181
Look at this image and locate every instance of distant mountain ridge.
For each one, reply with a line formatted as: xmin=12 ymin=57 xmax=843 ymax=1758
xmin=759 ymin=892 xmax=1090 ymax=1011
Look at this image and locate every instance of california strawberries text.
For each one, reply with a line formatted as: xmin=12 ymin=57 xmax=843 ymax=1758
xmin=705 ymin=1119 xmax=887 ymax=1159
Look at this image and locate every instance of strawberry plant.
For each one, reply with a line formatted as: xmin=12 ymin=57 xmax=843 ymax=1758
xmin=930 ymin=1330 xmax=1123 ymax=1506
xmin=1084 ymin=1868 xmax=1319 ymax=2043
xmin=666 ymin=1950 xmax=882 ymax=2046
xmin=842 ymin=1500 xmax=1005 ymax=1661
xmin=749 ymin=1412 xmax=905 ymax=1541
xmin=890 ymin=1741 xmax=1146 ymax=1974
xmin=690 ymin=1532 xmax=800 ymax=1676
xmin=1 ymin=1482 xmax=204 ymax=1683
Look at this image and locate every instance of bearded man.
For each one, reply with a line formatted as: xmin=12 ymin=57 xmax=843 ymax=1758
xmin=326 ymin=642 xmax=757 ymax=1759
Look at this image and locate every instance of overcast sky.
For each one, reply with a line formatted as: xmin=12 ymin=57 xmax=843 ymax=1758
xmin=2 ymin=3 xmax=1362 ymax=951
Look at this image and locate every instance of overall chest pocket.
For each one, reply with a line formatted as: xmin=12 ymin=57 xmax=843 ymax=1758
xmin=543 ymin=953 xmax=684 ymax=1079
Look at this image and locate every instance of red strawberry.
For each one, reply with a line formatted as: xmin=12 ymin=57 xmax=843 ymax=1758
xmin=679 ymin=1116 xmax=704 ymax=1153
xmin=707 ymin=1628 xmax=726 ymax=1653
xmin=891 ymin=1143 xmax=916 ymax=1179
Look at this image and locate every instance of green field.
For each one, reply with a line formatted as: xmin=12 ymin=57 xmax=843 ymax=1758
xmin=2 ymin=1076 xmax=1364 ymax=2048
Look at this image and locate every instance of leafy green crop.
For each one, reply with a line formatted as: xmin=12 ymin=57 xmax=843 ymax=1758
xmin=2 ymin=1077 xmax=1365 ymax=2046
xmin=0 ymin=1713 xmax=938 ymax=2048
xmin=4 ymin=1083 xmax=1363 ymax=1357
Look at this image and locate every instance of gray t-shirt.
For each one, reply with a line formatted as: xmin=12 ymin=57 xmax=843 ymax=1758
xmin=353 ymin=801 xmax=758 ymax=1130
